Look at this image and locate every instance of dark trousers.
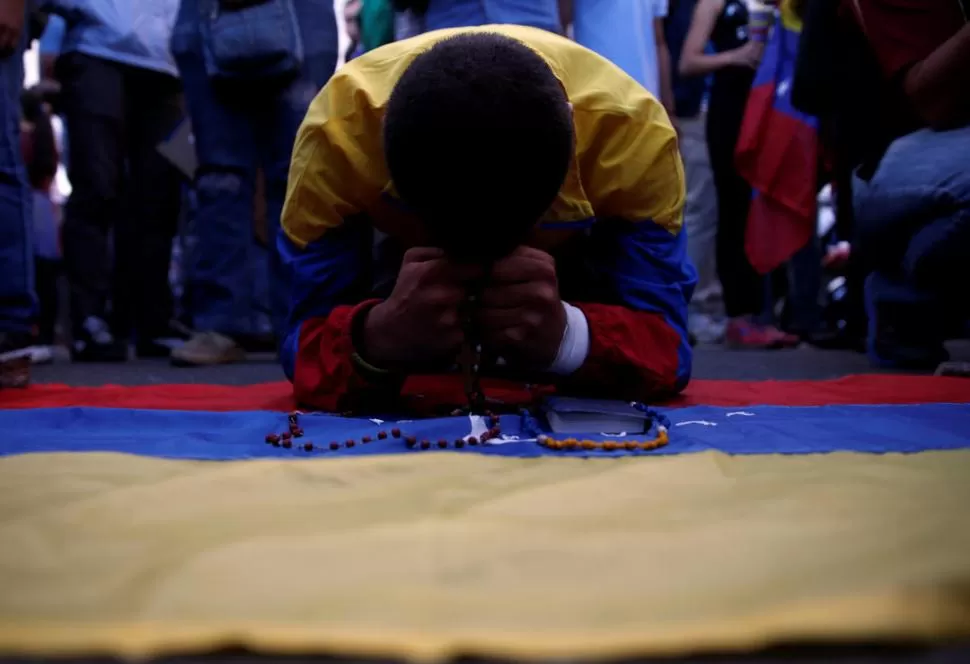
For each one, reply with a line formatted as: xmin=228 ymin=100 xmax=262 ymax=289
xmin=707 ymin=97 xmax=763 ymax=319
xmin=58 ymin=53 xmax=183 ymax=341
xmin=0 ymin=19 xmax=35 ymax=334
xmin=171 ymin=0 xmax=338 ymax=338
xmin=34 ymin=256 xmax=61 ymax=345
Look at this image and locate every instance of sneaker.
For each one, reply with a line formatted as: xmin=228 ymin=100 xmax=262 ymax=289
xmin=25 ymin=345 xmax=55 ymax=365
xmin=724 ymin=318 xmax=799 ymax=350
xmin=0 ymin=331 xmax=33 ymax=389
xmin=689 ymin=312 xmax=727 ymax=344
xmin=935 ymin=361 xmax=970 ymax=377
xmin=171 ymin=331 xmax=246 ymax=367
xmin=71 ymin=316 xmax=128 ymax=362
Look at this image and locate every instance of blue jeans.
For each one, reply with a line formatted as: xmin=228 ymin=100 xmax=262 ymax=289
xmin=171 ymin=0 xmax=338 ymax=338
xmin=0 ymin=21 xmax=35 ymax=334
xmin=855 ymin=126 xmax=970 ymax=292
xmin=854 ymin=126 xmax=970 ymax=365
xmin=423 ymin=0 xmax=560 ymax=32
xmin=573 ymin=0 xmax=660 ymax=96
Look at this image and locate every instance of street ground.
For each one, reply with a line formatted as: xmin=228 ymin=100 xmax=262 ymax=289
xmin=29 ymin=340 xmax=970 ymax=386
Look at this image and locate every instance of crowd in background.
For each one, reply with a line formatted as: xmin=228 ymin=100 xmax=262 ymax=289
xmin=1 ymin=0 xmax=967 ymax=379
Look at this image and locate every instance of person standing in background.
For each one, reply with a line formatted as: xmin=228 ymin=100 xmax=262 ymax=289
xmin=571 ymin=0 xmax=676 ymax=118
xmin=419 ymin=0 xmax=561 ymax=33
xmin=0 ymin=0 xmax=38 ymax=383
xmin=168 ymin=0 xmax=339 ymax=366
xmin=355 ymin=0 xmax=559 ymax=52
xmin=41 ymin=0 xmax=183 ymax=362
xmin=664 ymin=0 xmax=723 ymax=343
xmin=20 ymin=85 xmax=60 ymax=363
xmin=681 ymin=0 xmax=797 ymax=348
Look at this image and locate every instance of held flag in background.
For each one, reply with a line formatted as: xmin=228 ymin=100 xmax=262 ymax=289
xmin=735 ymin=3 xmax=819 ymax=275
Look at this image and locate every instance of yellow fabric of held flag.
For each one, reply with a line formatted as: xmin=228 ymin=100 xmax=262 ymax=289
xmin=1 ymin=447 xmax=970 ymax=659
xmin=281 ymin=24 xmax=684 ymax=249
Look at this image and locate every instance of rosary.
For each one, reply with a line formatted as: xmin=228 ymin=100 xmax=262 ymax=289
xmin=262 ymin=278 xmax=668 ymax=454
xmin=458 ymin=289 xmax=486 ymax=415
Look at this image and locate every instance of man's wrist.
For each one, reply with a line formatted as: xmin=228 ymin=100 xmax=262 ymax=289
xmin=350 ymin=301 xmax=401 ymax=381
xmin=547 ymin=301 xmax=590 ymax=375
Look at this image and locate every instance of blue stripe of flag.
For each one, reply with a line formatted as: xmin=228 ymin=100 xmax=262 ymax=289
xmin=0 ymin=404 xmax=968 ymax=460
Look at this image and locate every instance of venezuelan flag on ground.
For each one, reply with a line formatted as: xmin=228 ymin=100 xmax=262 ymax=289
xmin=1 ymin=375 xmax=969 ymax=660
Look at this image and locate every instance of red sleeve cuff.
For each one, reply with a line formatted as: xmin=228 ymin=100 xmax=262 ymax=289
xmin=558 ymin=302 xmax=681 ymax=400
xmin=292 ymin=299 xmax=404 ymax=412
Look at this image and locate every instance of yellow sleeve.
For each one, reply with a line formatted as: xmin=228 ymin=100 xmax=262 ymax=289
xmin=576 ymin=101 xmax=686 ymax=234
xmin=281 ymin=72 xmax=387 ymax=250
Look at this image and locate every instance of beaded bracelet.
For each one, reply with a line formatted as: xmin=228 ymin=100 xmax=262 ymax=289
xmin=536 ymin=429 xmax=668 ymax=452
xmin=520 ymin=403 xmax=671 ymax=454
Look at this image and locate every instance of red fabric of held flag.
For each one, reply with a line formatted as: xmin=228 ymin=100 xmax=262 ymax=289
xmin=735 ymin=8 xmax=819 ymax=274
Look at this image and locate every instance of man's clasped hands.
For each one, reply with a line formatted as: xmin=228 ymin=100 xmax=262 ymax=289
xmin=361 ymin=246 xmax=567 ymax=372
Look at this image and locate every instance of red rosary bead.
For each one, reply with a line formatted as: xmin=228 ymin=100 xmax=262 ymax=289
xmin=454 ymin=439 xmax=465 ymax=448
xmin=265 ymin=433 xmax=280 ymax=444
xmin=346 ymin=440 xmax=356 ymax=448
xmin=437 ymin=439 xmax=448 ymax=449
xmin=377 ymin=431 xmax=388 ymax=440
xmin=281 ymin=431 xmax=292 ymax=441
xmin=467 ymin=436 xmax=479 ymax=445
xmin=329 ymin=442 xmax=340 ymax=451
xmin=420 ymin=440 xmax=431 ymax=450
xmin=303 ymin=442 xmax=314 ymax=452
xmin=405 ymin=436 xmax=417 ymax=449
xmin=391 ymin=428 xmax=402 ymax=438
xmin=292 ymin=428 xmax=304 ymax=438
xmin=361 ymin=436 xmax=372 ymax=443
xmin=282 ymin=439 xmax=292 ymax=449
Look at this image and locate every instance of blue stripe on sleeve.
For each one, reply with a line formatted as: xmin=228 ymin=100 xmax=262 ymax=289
xmin=276 ymin=223 xmax=370 ymax=380
xmin=588 ymin=219 xmax=698 ymax=390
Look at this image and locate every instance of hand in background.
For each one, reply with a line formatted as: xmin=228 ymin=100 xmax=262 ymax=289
xmin=478 ymin=246 xmax=567 ymax=369
xmin=732 ymin=40 xmax=765 ymax=69
xmin=344 ymin=0 xmax=362 ymax=45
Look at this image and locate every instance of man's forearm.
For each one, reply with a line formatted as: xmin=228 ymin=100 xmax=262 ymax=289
xmin=558 ymin=0 xmax=573 ymax=33
xmin=657 ymin=43 xmax=676 ymax=118
xmin=904 ymin=23 xmax=970 ymax=130
xmin=655 ymin=20 xmax=676 ymax=118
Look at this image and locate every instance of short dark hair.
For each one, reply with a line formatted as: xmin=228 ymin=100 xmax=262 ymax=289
xmin=384 ymin=32 xmax=574 ymax=261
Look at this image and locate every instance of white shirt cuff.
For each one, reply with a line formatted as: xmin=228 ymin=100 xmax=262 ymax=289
xmin=548 ymin=301 xmax=590 ymax=376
